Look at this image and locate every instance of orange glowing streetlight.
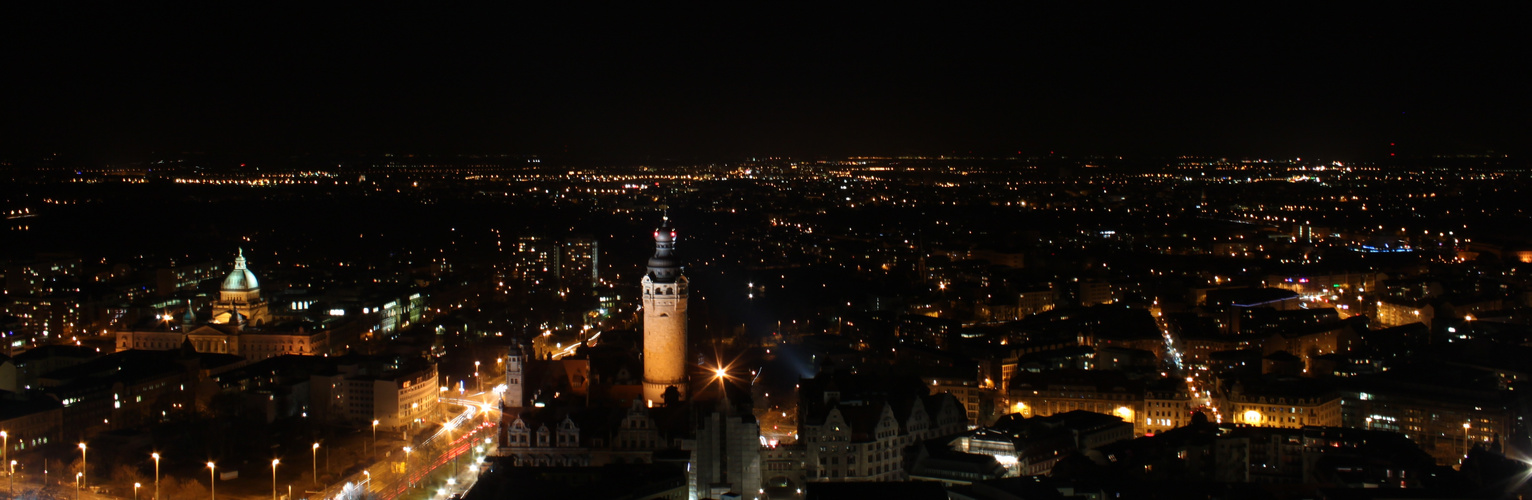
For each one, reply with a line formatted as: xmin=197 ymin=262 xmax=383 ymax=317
xmin=77 ymin=443 xmax=87 ymax=489
xmin=312 ymin=443 xmax=320 ymax=485
xmin=152 ymin=452 xmax=161 ymax=500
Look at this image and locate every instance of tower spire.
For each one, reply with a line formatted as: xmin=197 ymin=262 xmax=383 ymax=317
xmin=646 ymin=216 xmax=681 ymax=283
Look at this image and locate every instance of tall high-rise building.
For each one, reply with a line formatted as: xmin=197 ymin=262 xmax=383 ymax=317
xmin=641 ymin=222 xmax=688 ymax=405
xmin=561 ymin=236 xmax=599 ymax=292
xmin=694 ymin=404 xmax=763 ymax=500
xmin=511 ymin=235 xmax=561 ymax=292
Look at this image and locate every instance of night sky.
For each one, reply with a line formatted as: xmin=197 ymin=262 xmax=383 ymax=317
xmin=4 ymin=4 xmax=1528 ymax=160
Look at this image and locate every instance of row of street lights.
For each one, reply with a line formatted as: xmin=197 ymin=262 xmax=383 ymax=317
xmin=56 ymin=442 xmax=306 ymax=500
xmin=204 ymin=459 xmax=279 ymax=500
xmin=13 ymin=418 xmax=409 ymax=500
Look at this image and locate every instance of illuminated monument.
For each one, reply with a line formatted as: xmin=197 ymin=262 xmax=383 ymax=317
xmin=211 ymin=248 xmax=269 ymax=325
xmin=642 ymin=218 xmax=688 ymax=405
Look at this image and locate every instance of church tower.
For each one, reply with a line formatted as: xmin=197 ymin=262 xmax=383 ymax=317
xmin=642 ymin=219 xmax=688 ymax=405
xmin=180 ymin=299 xmax=198 ymax=332
xmin=504 ymin=343 xmax=524 ymax=409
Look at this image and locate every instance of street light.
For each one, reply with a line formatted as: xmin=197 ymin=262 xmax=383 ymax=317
xmin=78 ymin=442 xmax=87 ymax=490
xmin=1 ymin=430 xmax=7 ymax=478
xmin=362 ymin=470 xmax=371 ymax=494
xmin=372 ymin=420 xmax=380 ymax=454
xmin=1464 ymin=422 xmax=1472 ymax=458
xmin=206 ymin=462 xmax=216 ymax=500
xmin=312 ymin=443 xmax=320 ymax=485
xmin=9 ymin=460 xmax=15 ymax=497
xmin=135 ymin=482 xmax=142 ymax=500
xmin=403 ymin=447 xmax=413 ymax=488
xmin=75 ymin=472 xmax=82 ymax=500
xmin=271 ymin=459 xmax=280 ymax=500
xmin=152 ymin=452 xmax=161 ymax=500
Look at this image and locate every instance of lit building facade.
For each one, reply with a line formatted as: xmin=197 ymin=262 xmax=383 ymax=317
xmin=1220 ymin=385 xmax=1342 ymax=430
xmin=799 ymin=393 xmax=967 ymax=482
xmin=561 ymin=236 xmax=599 ymax=291
xmin=310 ymin=360 xmax=439 ymax=428
xmin=116 ymin=325 xmax=329 ymax=362
xmin=502 ymin=414 xmax=588 ymax=466
xmin=510 ymin=235 xmax=561 ymax=292
xmin=1375 ymin=300 xmax=1432 ymax=329
xmin=1143 ymin=384 xmax=1196 ymax=435
xmin=1005 ymin=370 xmax=1146 ymax=435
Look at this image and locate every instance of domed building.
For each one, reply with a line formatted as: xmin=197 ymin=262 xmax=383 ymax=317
xmin=211 ymin=248 xmax=270 ymax=326
xmin=117 ymin=248 xmax=332 ymax=361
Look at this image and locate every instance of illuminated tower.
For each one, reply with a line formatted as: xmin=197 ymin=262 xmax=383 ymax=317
xmin=504 ymin=343 xmax=524 ymax=408
xmin=642 ymin=220 xmax=688 ymax=405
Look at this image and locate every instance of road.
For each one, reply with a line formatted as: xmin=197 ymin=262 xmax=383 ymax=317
xmin=3 ymin=477 xmax=118 ymax=500
xmin=307 ymin=386 xmax=503 ymax=500
xmin=1156 ymin=310 xmax=1219 ymax=422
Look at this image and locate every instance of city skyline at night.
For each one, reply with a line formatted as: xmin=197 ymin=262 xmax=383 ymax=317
xmin=4 ymin=5 xmax=1532 ymax=500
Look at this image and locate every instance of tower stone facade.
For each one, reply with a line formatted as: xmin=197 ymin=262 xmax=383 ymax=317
xmin=505 ymin=343 xmax=525 ymax=408
xmin=642 ymin=223 xmax=688 ymax=405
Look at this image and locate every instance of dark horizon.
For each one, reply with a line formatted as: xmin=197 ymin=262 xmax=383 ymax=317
xmin=4 ymin=5 xmax=1529 ymax=161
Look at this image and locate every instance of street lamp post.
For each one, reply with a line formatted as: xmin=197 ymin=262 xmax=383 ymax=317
xmin=78 ymin=442 xmax=87 ymax=490
xmin=135 ymin=482 xmax=142 ymax=500
xmin=2 ymin=430 xmax=8 ymax=478
xmin=403 ymin=447 xmax=413 ymax=488
xmin=362 ymin=471 xmax=370 ymax=494
xmin=1464 ymin=422 xmax=1473 ymax=458
xmin=372 ymin=420 xmax=379 ymax=455
xmin=75 ymin=472 xmax=82 ymax=500
xmin=206 ymin=462 xmax=216 ymax=500
xmin=9 ymin=460 xmax=15 ymax=497
xmin=312 ymin=443 xmax=320 ymax=485
xmin=271 ymin=459 xmax=280 ymax=500
xmin=152 ymin=452 xmax=161 ymax=500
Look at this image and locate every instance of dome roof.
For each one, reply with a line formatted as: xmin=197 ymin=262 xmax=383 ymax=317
xmin=646 ymin=226 xmax=682 ymax=282
xmin=222 ymin=269 xmax=259 ymax=291
xmin=221 ymin=248 xmax=260 ymax=292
